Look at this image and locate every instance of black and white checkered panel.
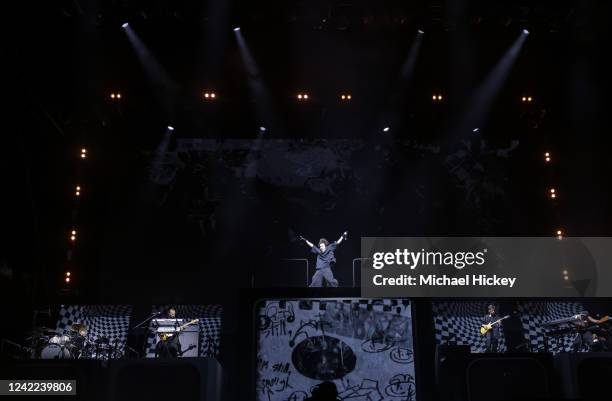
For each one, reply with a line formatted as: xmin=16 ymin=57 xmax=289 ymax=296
xmin=518 ymin=301 xmax=584 ymax=353
xmin=145 ymin=304 xmax=223 ymax=358
xmin=432 ymin=301 xmax=507 ymax=353
xmin=56 ymin=305 xmax=86 ymax=334
xmin=56 ymin=305 xmax=132 ymax=358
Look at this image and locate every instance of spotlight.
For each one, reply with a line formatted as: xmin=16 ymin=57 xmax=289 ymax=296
xmin=65 ymin=277 xmax=71 ymax=283
xmin=297 ymin=94 xmax=303 ymax=100
xmin=527 ymin=96 xmax=533 ymax=102
xmin=259 ymin=126 xmax=267 ymax=132
xmin=340 ymin=94 xmax=352 ymax=101
xmin=122 ymin=22 xmax=129 ymax=29
xmin=556 ymin=229 xmax=563 ymax=239
xmin=210 ymin=93 xmax=216 ymax=98
xmin=116 ymin=93 xmax=122 ymax=99
xmin=341 ymin=95 xmax=346 ymax=100
xmin=432 ymin=95 xmax=437 ymax=100
xmin=110 ymin=93 xmax=116 ymax=99
xmin=521 ymin=96 xmax=526 ymax=102
xmin=233 ymin=27 xmax=240 ymax=32
xmin=66 ymin=271 xmax=71 ymax=277
xmin=523 ymin=29 xmax=530 ymax=35
xmin=545 ymin=152 xmax=551 ymax=162
xmin=383 ymin=126 xmax=390 ymax=132
xmin=303 ymin=94 xmax=309 ymax=100
xmin=167 ymin=125 xmax=174 ymax=131
xmin=80 ymin=148 xmax=87 ymax=159
xmin=204 ymin=93 xmax=210 ymax=98
xmin=418 ymin=29 xmax=424 ymax=34
xmin=203 ymin=92 xmax=216 ymax=100
xmin=438 ymin=95 xmax=443 ymax=100
xmin=75 ymin=185 xmax=81 ymax=196
xmin=297 ymin=93 xmax=309 ymax=101
xmin=473 ymin=128 xmax=479 ymax=133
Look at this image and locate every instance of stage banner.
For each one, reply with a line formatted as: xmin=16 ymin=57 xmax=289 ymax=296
xmin=256 ymin=299 xmax=416 ymax=401
xmin=361 ymin=237 xmax=612 ymax=297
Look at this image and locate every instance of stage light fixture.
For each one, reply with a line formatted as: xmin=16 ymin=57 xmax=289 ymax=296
xmin=545 ymin=152 xmax=551 ymax=162
xmin=473 ymin=128 xmax=479 ymax=133
xmin=65 ymin=277 xmax=71 ymax=283
xmin=522 ymin=97 xmax=526 ymax=102
xmin=556 ymin=229 xmax=563 ymax=239
xmin=66 ymin=271 xmax=71 ymax=277
xmin=80 ymin=148 xmax=87 ymax=159
xmin=233 ymin=27 xmax=240 ymax=32
xmin=167 ymin=125 xmax=174 ymax=131
xmin=383 ymin=126 xmax=390 ymax=132
xmin=110 ymin=93 xmax=116 ymax=99
xmin=523 ymin=29 xmax=530 ymax=35
xmin=122 ymin=22 xmax=129 ymax=29
xmin=438 ymin=95 xmax=443 ymax=100
xmin=297 ymin=93 xmax=309 ymax=101
xmin=418 ymin=29 xmax=424 ymax=34
xmin=527 ymin=96 xmax=532 ymax=102
xmin=116 ymin=93 xmax=122 ymax=99
xmin=203 ymin=92 xmax=216 ymax=100
xmin=259 ymin=126 xmax=267 ymax=132
xmin=432 ymin=95 xmax=436 ymax=100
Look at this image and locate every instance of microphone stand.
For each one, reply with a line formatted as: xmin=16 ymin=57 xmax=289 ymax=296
xmin=129 ymin=312 xmax=160 ymax=358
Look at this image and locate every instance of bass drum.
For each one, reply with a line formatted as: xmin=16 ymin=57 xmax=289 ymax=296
xmin=39 ymin=344 xmax=72 ymax=359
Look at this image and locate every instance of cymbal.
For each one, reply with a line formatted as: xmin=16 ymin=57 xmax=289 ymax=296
xmin=70 ymin=324 xmax=88 ymax=332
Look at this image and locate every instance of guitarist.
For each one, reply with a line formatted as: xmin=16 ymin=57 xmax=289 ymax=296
xmin=156 ymin=308 xmax=182 ymax=358
xmin=482 ymin=304 xmax=500 ymax=352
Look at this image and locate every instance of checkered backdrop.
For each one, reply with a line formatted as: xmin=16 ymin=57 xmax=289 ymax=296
xmin=56 ymin=305 xmax=133 ymax=358
xmin=433 ymin=301 xmax=587 ymax=354
xmin=432 ymin=301 xmax=507 ymax=353
xmin=145 ymin=304 xmax=223 ymax=358
xmin=518 ymin=301 xmax=584 ymax=353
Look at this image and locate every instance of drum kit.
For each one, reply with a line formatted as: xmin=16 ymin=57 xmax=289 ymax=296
xmin=27 ymin=324 xmax=122 ymax=360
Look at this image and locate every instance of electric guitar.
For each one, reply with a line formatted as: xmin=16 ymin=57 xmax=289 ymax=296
xmin=159 ymin=319 xmax=199 ymax=342
xmin=480 ymin=315 xmax=510 ymax=335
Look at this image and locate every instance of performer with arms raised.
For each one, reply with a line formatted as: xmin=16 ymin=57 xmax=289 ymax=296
xmin=300 ymin=231 xmax=347 ymax=287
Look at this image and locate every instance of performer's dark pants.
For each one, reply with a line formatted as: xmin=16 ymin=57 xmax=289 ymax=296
xmin=485 ymin=332 xmax=499 ymax=353
xmin=156 ymin=336 xmax=182 ymax=358
xmin=309 ymin=268 xmax=338 ymax=288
